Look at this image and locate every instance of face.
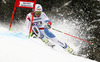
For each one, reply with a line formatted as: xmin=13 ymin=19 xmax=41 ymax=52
xmin=34 ymin=11 xmax=41 ymax=17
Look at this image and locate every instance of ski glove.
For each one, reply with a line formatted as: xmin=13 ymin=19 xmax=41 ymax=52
xmin=44 ymin=24 xmax=51 ymax=29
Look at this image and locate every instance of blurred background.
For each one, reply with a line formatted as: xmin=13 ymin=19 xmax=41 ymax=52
xmin=0 ymin=0 xmax=100 ymax=61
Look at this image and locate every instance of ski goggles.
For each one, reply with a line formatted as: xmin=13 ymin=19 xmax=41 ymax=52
xmin=34 ymin=11 xmax=41 ymax=15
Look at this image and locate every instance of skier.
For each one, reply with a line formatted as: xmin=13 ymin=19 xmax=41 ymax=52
xmin=24 ymin=4 xmax=73 ymax=53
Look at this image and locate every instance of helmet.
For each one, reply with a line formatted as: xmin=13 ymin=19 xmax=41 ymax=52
xmin=34 ymin=4 xmax=42 ymax=17
xmin=35 ymin=4 xmax=43 ymax=12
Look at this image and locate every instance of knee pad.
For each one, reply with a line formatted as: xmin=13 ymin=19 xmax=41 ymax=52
xmin=32 ymin=25 xmax=43 ymax=38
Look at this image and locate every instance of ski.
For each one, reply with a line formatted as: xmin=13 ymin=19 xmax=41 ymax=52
xmin=62 ymin=45 xmax=82 ymax=56
xmin=41 ymin=37 xmax=55 ymax=48
xmin=64 ymin=48 xmax=82 ymax=56
xmin=64 ymin=45 xmax=73 ymax=53
xmin=45 ymin=41 xmax=55 ymax=48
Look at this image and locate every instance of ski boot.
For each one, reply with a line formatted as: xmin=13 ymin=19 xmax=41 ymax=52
xmin=41 ymin=37 xmax=55 ymax=48
xmin=63 ymin=43 xmax=73 ymax=53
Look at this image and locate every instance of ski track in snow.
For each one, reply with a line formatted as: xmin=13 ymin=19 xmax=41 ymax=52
xmin=0 ymin=26 xmax=97 ymax=62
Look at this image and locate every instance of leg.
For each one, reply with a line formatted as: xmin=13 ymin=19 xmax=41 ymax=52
xmin=43 ymin=28 xmax=66 ymax=47
xmin=32 ymin=25 xmax=43 ymax=38
xmin=32 ymin=25 xmax=55 ymax=48
xmin=43 ymin=28 xmax=73 ymax=53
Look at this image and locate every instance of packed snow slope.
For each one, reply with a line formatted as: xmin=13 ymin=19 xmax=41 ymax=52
xmin=0 ymin=27 xmax=96 ymax=62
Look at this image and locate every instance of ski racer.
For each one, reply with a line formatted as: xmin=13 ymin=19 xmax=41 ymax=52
xmin=24 ymin=4 xmax=72 ymax=53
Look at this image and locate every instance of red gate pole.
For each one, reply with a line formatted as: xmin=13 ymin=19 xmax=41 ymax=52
xmin=28 ymin=0 xmax=36 ymax=38
xmin=9 ymin=4 xmax=16 ymax=31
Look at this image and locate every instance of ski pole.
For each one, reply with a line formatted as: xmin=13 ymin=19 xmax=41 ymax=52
xmin=51 ymin=28 xmax=94 ymax=45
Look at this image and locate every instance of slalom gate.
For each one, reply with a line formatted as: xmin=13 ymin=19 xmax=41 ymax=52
xmin=9 ymin=0 xmax=36 ymax=38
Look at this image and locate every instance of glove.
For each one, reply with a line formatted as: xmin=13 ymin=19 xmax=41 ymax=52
xmin=44 ymin=24 xmax=51 ymax=29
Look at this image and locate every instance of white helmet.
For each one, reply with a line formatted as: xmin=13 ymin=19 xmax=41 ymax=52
xmin=35 ymin=4 xmax=43 ymax=12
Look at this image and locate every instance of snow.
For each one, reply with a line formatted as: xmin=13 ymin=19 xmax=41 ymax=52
xmin=2 ymin=0 xmax=6 ymax=4
xmin=0 ymin=27 xmax=97 ymax=62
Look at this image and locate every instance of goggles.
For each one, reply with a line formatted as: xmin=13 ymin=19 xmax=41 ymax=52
xmin=35 ymin=11 xmax=41 ymax=15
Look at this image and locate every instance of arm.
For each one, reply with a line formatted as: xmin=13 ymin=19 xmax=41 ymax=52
xmin=24 ymin=14 xmax=31 ymax=35
xmin=42 ymin=12 xmax=52 ymax=29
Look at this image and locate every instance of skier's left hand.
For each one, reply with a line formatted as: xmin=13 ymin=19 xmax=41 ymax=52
xmin=44 ymin=24 xmax=51 ymax=29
